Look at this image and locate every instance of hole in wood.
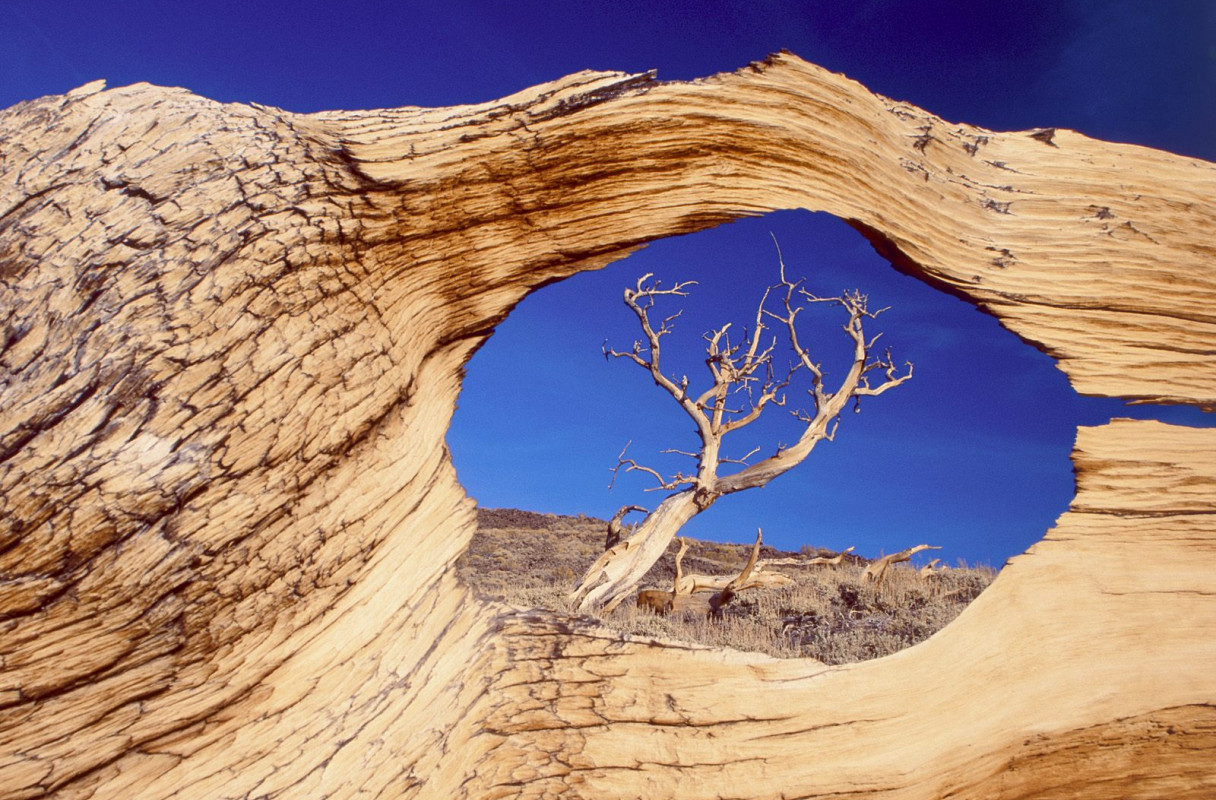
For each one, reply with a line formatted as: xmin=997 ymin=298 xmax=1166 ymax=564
xmin=448 ymin=209 xmax=1184 ymax=662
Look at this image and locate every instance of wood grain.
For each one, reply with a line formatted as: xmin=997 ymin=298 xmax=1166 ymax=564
xmin=0 ymin=53 xmax=1212 ymax=798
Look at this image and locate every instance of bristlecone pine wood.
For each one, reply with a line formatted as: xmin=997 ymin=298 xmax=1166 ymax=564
xmin=1 ymin=53 xmax=1213 ymax=798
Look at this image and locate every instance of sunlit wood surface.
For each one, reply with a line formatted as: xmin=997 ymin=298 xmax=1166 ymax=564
xmin=1 ymin=54 xmax=1213 ymax=798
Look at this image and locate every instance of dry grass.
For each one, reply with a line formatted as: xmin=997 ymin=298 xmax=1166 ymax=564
xmin=458 ymin=508 xmax=996 ymax=664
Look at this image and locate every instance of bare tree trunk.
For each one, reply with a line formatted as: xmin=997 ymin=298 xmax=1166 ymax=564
xmin=1 ymin=54 xmax=1214 ymax=798
xmin=572 ymin=489 xmax=703 ymax=611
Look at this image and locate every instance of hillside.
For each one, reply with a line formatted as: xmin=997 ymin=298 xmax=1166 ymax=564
xmin=458 ymin=508 xmax=995 ymax=663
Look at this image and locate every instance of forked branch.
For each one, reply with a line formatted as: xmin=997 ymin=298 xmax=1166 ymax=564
xmin=608 ymin=442 xmax=695 ymax=492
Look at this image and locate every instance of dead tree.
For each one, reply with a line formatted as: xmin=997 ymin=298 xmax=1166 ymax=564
xmin=571 ymin=263 xmax=912 ymax=612
xmin=637 ymin=529 xmax=786 ymax=616
xmin=862 ymin=544 xmax=942 ymax=585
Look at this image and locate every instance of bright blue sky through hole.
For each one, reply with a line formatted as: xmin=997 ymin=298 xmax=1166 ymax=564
xmin=3 ymin=1 xmax=1212 ymax=567
xmin=448 ymin=212 xmax=1213 ymax=567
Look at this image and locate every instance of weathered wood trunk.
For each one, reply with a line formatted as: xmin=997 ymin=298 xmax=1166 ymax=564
xmin=573 ymin=488 xmax=701 ymax=612
xmin=1 ymin=54 xmax=1213 ymax=798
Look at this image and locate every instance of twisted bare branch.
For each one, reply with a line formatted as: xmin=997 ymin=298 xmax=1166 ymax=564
xmin=608 ymin=441 xmax=696 ymax=492
xmin=862 ymin=544 xmax=942 ymax=584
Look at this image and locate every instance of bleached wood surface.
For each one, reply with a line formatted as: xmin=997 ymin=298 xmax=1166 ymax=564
xmin=1 ymin=53 xmax=1213 ymax=798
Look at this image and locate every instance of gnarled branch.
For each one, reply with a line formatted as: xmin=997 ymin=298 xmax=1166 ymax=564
xmin=862 ymin=544 xmax=942 ymax=584
xmin=605 ymin=505 xmax=647 ymax=550
xmin=608 ymin=441 xmax=696 ymax=492
xmin=761 ymin=545 xmax=856 ymax=568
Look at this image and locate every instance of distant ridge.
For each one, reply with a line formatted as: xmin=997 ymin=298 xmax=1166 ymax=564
xmin=475 ymin=506 xmax=596 ymax=530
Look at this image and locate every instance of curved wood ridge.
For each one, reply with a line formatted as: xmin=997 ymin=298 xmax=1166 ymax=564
xmin=0 ymin=53 xmax=1212 ymax=798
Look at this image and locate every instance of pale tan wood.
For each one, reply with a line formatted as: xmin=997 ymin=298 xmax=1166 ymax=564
xmin=636 ymin=530 xmax=789 ymax=615
xmin=0 ymin=53 xmax=1213 ymax=798
xmin=861 ymin=544 xmax=941 ymax=584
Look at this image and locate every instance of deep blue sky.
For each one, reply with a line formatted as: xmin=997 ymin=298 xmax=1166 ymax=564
xmin=3 ymin=2 xmax=1213 ymax=566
